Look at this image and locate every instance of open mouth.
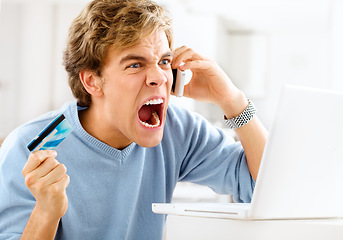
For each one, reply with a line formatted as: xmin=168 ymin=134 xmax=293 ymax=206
xmin=138 ymin=98 xmax=164 ymax=128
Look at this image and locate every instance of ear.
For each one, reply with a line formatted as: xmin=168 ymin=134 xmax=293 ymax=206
xmin=79 ymin=69 xmax=104 ymax=98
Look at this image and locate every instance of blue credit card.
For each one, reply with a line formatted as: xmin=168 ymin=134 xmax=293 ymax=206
xmin=27 ymin=114 xmax=73 ymax=152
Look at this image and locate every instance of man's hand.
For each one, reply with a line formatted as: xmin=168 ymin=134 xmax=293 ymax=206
xmin=172 ymin=46 xmax=246 ymax=118
xmin=22 ymin=150 xmax=69 ymax=222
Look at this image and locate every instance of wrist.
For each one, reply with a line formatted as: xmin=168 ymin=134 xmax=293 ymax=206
xmin=224 ymin=98 xmax=257 ymax=130
xmin=33 ymin=205 xmax=61 ymax=226
xmin=218 ymin=91 xmax=248 ymax=119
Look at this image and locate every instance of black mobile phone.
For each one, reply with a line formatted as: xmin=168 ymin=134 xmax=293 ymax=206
xmin=172 ymin=68 xmax=186 ymax=97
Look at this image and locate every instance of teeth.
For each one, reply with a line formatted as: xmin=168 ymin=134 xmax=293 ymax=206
xmin=144 ymin=98 xmax=163 ymax=105
xmin=139 ymin=112 xmax=160 ymax=128
xmin=139 ymin=98 xmax=163 ymax=128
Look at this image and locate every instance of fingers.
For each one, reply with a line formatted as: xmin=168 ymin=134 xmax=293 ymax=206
xmin=23 ymin=150 xmax=69 ymax=190
xmin=36 ymin=157 xmax=60 ymax=179
xmin=60 ymin=174 xmax=70 ymax=189
xmin=181 ymin=60 xmax=211 ymax=71
xmin=43 ymin=163 xmax=68 ymax=185
xmin=22 ymin=150 xmax=57 ymax=177
xmin=47 ymin=173 xmax=70 ymax=196
xmin=172 ymin=46 xmax=205 ymax=69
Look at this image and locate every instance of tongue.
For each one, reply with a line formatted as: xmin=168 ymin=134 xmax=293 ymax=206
xmin=138 ymin=105 xmax=152 ymax=122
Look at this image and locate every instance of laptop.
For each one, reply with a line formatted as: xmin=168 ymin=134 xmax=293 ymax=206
xmin=153 ymin=85 xmax=343 ymax=220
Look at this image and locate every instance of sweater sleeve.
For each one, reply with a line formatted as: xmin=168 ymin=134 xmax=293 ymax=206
xmin=165 ymin=105 xmax=255 ymax=203
xmin=0 ymin=129 xmax=35 ymax=239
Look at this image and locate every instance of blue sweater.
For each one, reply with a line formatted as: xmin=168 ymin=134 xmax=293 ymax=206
xmin=0 ymin=101 xmax=255 ymax=240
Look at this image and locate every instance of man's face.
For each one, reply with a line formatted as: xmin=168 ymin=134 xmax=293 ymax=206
xmin=98 ymin=30 xmax=173 ymax=148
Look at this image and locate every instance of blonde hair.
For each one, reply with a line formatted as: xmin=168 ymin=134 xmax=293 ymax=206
xmin=63 ymin=0 xmax=173 ymax=107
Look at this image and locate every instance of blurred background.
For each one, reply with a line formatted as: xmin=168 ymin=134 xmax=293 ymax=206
xmin=1 ymin=0 xmax=343 ymax=138
xmin=0 ymin=0 xmax=343 ymax=237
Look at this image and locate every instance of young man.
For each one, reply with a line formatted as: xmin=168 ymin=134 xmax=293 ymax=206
xmin=0 ymin=0 xmax=267 ymax=239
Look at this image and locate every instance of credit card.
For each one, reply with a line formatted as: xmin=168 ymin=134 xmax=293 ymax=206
xmin=27 ymin=114 xmax=73 ymax=152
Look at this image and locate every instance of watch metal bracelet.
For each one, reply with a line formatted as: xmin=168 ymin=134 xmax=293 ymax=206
xmin=224 ymin=99 xmax=257 ymax=129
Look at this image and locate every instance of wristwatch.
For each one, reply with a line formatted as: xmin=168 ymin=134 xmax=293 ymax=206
xmin=224 ymin=99 xmax=257 ymax=129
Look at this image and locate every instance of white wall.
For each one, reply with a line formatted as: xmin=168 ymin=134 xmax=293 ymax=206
xmin=0 ymin=3 xmax=21 ymax=137
xmin=0 ymin=2 xmax=83 ymax=138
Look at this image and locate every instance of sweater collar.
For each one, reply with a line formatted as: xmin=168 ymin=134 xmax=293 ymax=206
xmin=65 ymin=101 xmax=137 ymax=160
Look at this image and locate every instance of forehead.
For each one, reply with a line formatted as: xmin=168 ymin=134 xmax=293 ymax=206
xmin=106 ymin=30 xmax=170 ymax=64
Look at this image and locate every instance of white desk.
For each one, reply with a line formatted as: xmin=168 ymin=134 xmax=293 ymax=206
xmin=166 ymin=215 xmax=343 ymax=240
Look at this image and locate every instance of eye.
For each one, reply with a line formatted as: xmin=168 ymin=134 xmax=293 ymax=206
xmin=128 ymin=63 xmax=141 ymax=69
xmin=159 ymin=59 xmax=171 ymax=68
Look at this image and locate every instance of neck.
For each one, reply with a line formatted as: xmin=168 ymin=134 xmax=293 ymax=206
xmin=78 ymin=104 xmax=132 ymax=150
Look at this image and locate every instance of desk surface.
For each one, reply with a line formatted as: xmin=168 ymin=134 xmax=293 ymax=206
xmin=166 ymin=215 xmax=343 ymax=240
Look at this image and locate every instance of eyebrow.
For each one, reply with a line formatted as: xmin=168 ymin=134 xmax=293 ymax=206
xmin=119 ymin=51 xmax=174 ymax=65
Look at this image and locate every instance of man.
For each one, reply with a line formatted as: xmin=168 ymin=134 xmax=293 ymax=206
xmin=0 ymin=0 xmax=267 ymax=239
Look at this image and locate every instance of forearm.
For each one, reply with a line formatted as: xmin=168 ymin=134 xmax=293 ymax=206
xmin=220 ymin=92 xmax=268 ymax=181
xmin=21 ymin=206 xmax=60 ymax=240
xmin=234 ymin=116 xmax=267 ymax=181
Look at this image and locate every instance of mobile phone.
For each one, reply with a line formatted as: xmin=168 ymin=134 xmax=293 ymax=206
xmin=172 ymin=68 xmax=186 ymax=97
xmin=27 ymin=114 xmax=73 ymax=152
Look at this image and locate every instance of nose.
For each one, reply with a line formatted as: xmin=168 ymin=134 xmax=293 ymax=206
xmin=146 ymin=67 xmax=168 ymax=87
